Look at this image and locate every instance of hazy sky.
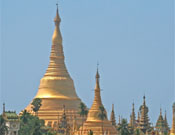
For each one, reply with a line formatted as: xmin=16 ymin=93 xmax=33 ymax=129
xmin=0 ymin=0 xmax=174 ymax=125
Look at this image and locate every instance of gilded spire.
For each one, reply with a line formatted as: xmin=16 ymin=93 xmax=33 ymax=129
xmin=129 ymin=102 xmax=136 ymax=128
xmin=44 ymin=4 xmax=70 ymax=78
xmin=53 ymin=3 xmax=62 ymax=44
xmin=110 ymin=104 xmax=116 ymax=126
xmin=171 ymin=103 xmax=175 ymax=135
xmin=91 ymin=68 xmax=102 ymax=110
xmin=86 ymin=69 xmax=107 ymax=121
xmin=80 ymin=69 xmax=117 ymax=135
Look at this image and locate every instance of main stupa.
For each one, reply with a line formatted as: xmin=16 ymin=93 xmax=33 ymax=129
xmin=25 ymin=6 xmax=83 ymax=127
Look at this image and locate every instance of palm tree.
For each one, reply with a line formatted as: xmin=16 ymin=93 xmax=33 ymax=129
xmin=117 ymin=119 xmax=130 ymax=135
xmin=98 ymin=106 xmax=107 ymax=135
xmin=31 ymin=98 xmax=42 ymax=116
xmin=0 ymin=115 xmax=8 ymax=135
xmin=20 ymin=110 xmax=31 ymax=124
xmin=79 ymin=102 xmax=88 ymax=135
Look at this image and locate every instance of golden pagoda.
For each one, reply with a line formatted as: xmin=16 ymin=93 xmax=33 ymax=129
xmin=25 ymin=5 xmax=84 ymax=127
xmin=78 ymin=69 xmax=117 ymax=135
xmin=138 ymin=96 xmax=150 ymax=133
xmin=129 ymin=103 xmax=136 ymax=128
xmin=170 ymin=103 xmax=175 ymax=135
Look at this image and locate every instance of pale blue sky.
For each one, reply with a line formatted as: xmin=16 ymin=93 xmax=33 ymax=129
xmin=0 ymin=0 xmax=174 ymax=125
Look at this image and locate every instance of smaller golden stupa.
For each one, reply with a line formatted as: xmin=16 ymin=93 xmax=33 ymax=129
xmin=170 ymin=103 xmax=175 ymax=135
xmin=78 ymin=69 xmax=117 ymax=135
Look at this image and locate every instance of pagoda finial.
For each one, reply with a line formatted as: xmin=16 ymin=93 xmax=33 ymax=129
xmin=132 ymin=102 xmax=135 ymax=111
xmin=160 ymin=108 xmax=162 ymax=116
xmin=51 ymin=3 xmax=62 ymax=46
xmin=143 ymin=95 xmax=146 ymax=105
xmin=56 ymin=2 xmax=58 ymax=9
xmin=110 ymin=104 xmax=116 ymax=126
xmin=96 ymin=62 xmax=100 ymax=79
xmin=44 ymin=4 xmax=70 ymax=78
xmin=54 ymin=3 xmax=61 ymax=24
xmin=95 ymin=66 xmax=100 ymax=90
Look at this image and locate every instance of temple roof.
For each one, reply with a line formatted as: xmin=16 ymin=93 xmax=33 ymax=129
xmin=3 ymin=111 xmax=19 ymax=121
xmin=155 ymin=108 xmax=165 ymax=130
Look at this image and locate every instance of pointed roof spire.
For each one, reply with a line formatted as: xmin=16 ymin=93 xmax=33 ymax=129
xmin=164 ymin=110 xmax=169 ymax=131
xmin=86 ymin=69 xmax=107 ymax=121
xmin=96 ymin=62 xmax=100 ymax=79
xmin=43 ymin=4 xmax=71 ymax=78
xmin=171 ymin=102 xmax=175 ymax=134
xmin=160 ymin=108 xmax=162 ymax=116
xmin=129 ymin=102 xmax=136 ymax=128
xmin=54 ymin=3 xmax=61 ymax=24
xmin=132 ymin=102 xmax=135 ymax=112
xmin=95 ymin=64 xmax=100 ymax=91
xmin=143 ymin=95 xmax=146 ymax=106
xmin=110 ymin=104 xmax=116 ymax=126
xmin=156 ymin=108 xmax=165 ymax=131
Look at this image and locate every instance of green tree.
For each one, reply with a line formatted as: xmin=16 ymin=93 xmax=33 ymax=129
xmin=117 ymin=119 xmax=130 ymax=135
xmin=19 ymin=111 xmax=56 ymax=135
xmin=0 ymin=115 xmax=8 ymax=135
xmin=98 ymin=106 xmax=107 ymax=135
xmin=19 ymin=112 xmax=44 ymax=135
xmin=20 ymin=110 xmax=30 ymax=124
xmin=79 ymin=102 xmax=88 ymax=135
xmin=31 ymin=98 xmax=42 ymax=116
